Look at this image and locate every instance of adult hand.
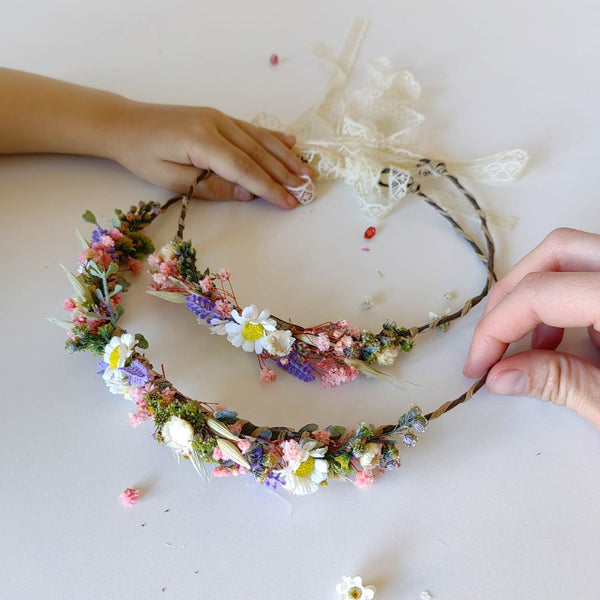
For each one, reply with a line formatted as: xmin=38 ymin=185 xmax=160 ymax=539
xmin=114 ymin=103 xmax=310 ymax=209
xmin=463 ymin=227 xmax=600 ymax=429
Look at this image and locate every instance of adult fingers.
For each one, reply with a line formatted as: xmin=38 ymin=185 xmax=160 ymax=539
xmin=531 ymin=323 xmax=564 ymax=351
xmin=483 ymin=228 xmax=600 ymax=317
xmin=485 ymin=349 xmax=600 ymax=430
xmin=464 ymin=271 xmax=600 ymax=378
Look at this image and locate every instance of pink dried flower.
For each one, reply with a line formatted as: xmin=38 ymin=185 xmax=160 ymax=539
xmin=100 ymin=234 xmax=115 ymax=248
xmin=227 ymin=422 xmax=243 ymax=436
xmin=333 ymin=341 xmax=345 ymax=355
xmin=313 ymin=429 xmax=331 ymax=445
xmin=354 ymin=470 xmax=375 ymax=488
xmin=212 ymin=466 xmax=233 ymax=478
xmin=63 ymin=298 xmax=76 ymax=312
xmin=212 ymin=446 xmax=225 ymax=461
xmin=260 ymin=367 xmax=276 ymax=383
xmin=281 ymin=439 xmax=303 ymax=466
xmin=215 ymin=299 xmax=233 ymax=317
xmin=331 ymin=329 xmax=343 ymax=339
xmin=86 ymin=318 xmax=104 ymax=335
xmin=147 ymin=254 xmax=161 ymax=267
xmin=349 ymin=327 xmax=361 ymax=338
xmin=128 ymin=409 xmax=150 ymax=427
xmin=153 ymin=272 xmax=168 ymax=284
xmin=119 ymin=487 xmax=140 ymax=505
xmin=341 ymin=335 xmax=353 ymax=348
xmin=237 ymin=440 xmax=252 ymax=455
xmin=199 ymin=276 xmax=213 ymax=293
xmin=217 ymin=267 xmax=231 ymax=280
xmin=161 ymin=386 xmax=176 ymax=400
xmin=125 ymin=257 xmax=143 ymax=274
xmin=315 ymin=333 xmax=330 ymax=352
xmin=110 ymin=228 xmax=124 ymax=240
xmin=318 ymin=359 xmax=359 ymax=388
xmin=111 ymin=293 xmax=123 ymax=305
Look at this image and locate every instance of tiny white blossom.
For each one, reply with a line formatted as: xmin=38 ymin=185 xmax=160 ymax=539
xmin=162 ymin=416 xmax=195 ymax=452
xmin=359 ymin=442 xmax=382 ymax=469
xmin=264 ymin=329 xmax=295 ymax=357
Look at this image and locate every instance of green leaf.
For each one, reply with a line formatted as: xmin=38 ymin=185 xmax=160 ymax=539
xmin=74 ymin=229 xmax=90 ymax=249
xmin=135 ymin=333 xmax=149 ymax=349
xmin=113 ymin=304 xmax=125 ymax=321
xmin=298 ymin=423 xmax=319 ymax=435
xmin=82 ymin=210 xmax=97 ymax=225
xmin=94 ymin=288 xmax=104 ymax=303
xmin=106 ymin=262 xmax=119 ymax=276
xmin=110 ymin=284 xmax=123 ymax=296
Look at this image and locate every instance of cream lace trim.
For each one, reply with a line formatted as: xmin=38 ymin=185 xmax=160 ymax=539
xmin=268 ymin=18 xmax=528 ymax=223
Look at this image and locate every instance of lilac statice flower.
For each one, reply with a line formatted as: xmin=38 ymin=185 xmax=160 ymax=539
xmin=121 ymin=360 xmax=151 ymax=387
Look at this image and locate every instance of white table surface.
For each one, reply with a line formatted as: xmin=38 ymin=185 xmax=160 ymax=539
xmin=2 ymin=1 xmax=600 ymax=599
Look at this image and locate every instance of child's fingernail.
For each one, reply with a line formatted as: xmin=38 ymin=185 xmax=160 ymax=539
xmin=285 ymin=193 xmax=298 ymax=208
xmin=234 ymin=186 xmax=253 ymax=201
xmin=487 ymin=369 xmax=528 ymax=395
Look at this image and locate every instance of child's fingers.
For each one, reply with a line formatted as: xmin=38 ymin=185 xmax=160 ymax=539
xmin=233 ymin=119 xmax=308 ymax=175
xmin=202 ymin=142 xmax=297 ymax=209
xmin=156 ymin=161 xmax=254 ymax=202
xmin=269 ymin=130 xmax=296 ymax=149
xmin=220 ymin=121 xmax=305 ymax=188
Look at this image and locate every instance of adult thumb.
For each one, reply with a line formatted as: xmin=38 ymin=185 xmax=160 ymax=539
xmin=485 ymin=349 xmax=600 ymax=430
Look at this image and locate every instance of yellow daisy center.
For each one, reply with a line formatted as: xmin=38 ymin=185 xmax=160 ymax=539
xmin=242 ymin=321 xmax=265 ymax=341
xmin=108 ymin=346 xmax=121 ymax=370
xmin=348 ymin=588 xmax=363 ymax=600
xmin=294 ymin=456 xmax=315 ymax=478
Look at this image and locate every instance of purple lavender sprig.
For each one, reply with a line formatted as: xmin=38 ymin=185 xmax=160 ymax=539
xmin=185 ymin=294 xmax=226 ymax=323
xmin=276 ymin=352 xmax=316 ymax=382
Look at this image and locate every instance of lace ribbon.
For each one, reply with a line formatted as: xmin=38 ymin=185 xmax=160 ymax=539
xmin=259 ymin=18 xmax=528 ymax=223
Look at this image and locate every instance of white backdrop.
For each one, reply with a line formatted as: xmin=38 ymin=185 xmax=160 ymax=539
xmin=2 ymin=1 xmax=600 ymax=599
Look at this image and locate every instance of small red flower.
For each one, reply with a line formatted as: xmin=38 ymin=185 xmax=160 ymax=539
xmin=269 ymin=53 xmax=279 ymax=65
xmin=364 ymin=226 xmax=376 ymax=239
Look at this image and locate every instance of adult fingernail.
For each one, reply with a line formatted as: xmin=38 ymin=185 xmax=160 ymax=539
xmin=234 ymin=185 xmax=253 ymax=201
xmin=487 ymin=369 xmax=528 ymax=395
xmin=299 ymin=164 xmax=311 ymax=175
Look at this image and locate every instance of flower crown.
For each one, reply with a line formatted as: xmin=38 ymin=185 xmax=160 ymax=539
xmin=57 ymin=161 xmax=497 ymax=495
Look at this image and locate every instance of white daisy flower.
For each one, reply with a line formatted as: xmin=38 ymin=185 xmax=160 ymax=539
xmin=264 ymin=329 xmax=295 ymax=357
xmin=224 ymin=305 xmax=277 ymax=353
xmin=279 ymin=440 xmax=328 ymax=495
xmin=102 ymin=333 xmax=137 ymax=379
xmin=336 ymin=576 xmax=376 ymax=600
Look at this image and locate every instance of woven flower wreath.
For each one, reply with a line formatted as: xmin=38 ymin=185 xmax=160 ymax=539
xmin=56 ymin=158 xmax=503 ymax=496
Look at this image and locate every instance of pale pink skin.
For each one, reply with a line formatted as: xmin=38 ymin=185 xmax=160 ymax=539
xmin=463 ymin=227 xmax=600 ymax=430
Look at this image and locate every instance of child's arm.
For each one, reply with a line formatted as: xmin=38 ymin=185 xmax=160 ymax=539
xmin=0 ymin=68 xmax=309 ymax=209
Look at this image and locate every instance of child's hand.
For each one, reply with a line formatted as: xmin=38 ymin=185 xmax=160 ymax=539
xmin=463 ymin=227 xmax=600 ymax=430
xmin=114 ymin=102 xmax=311 ymax=209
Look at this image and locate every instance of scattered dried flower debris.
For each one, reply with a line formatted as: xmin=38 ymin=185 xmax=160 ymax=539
xmin=270 ymin=53 xmax=279 ymax=65
xmin=364 ymin=226 xmax=376 ymax=239
xmin=119 ymin=487 xmax=140 ymax=506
